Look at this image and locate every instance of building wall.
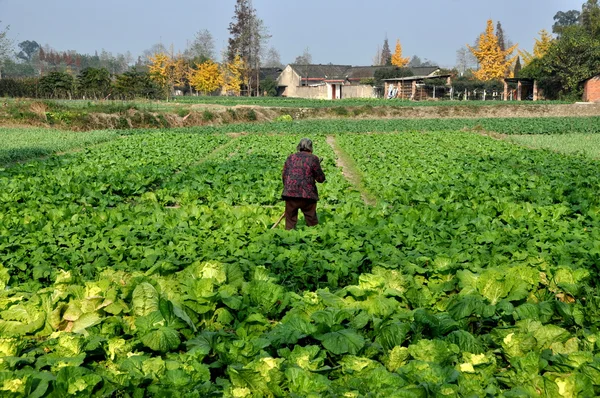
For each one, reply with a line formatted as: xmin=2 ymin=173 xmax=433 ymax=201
xmin=341 ymin=85 xmax=376 ymax=98
xmin=584 ymin=76 xmax=600 ymax=102
xmin=277 ymin=65 xmax=302 ymax=97
xmin=293 ymin=86 xmax=328 ymax=99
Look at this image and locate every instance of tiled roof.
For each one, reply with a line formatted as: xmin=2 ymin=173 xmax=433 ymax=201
xmin=289 ymin=64 xmax=440 ymax=80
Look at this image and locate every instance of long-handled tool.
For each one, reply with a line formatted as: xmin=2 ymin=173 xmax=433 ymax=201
xmin=271 ymin=212 xmax=285 ymax=229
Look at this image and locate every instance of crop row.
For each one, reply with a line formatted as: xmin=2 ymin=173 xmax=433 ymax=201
xmin=170 ymin=116 xmax=600 ymax=136
xmin=2 ymin=132 xmax=600 ymax=395
xmin=0 ymin=128 xmax=119 ymax=164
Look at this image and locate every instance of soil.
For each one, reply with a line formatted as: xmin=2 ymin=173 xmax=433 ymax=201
xmin=326 ymin=135 xmax=377 ymax=206
xmin=2 ymin=102 xmax=600 ymax=132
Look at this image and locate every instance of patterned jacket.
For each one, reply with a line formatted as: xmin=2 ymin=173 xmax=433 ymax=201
xmin=282 ymin=152 xmax=326 ymax=200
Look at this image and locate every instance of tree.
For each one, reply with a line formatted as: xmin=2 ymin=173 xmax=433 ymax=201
xmin=39 ymin=71 xmax=75 ymax=99
xmin=496 ymin=21 xmax=506 ymax=52
xmin=185 ymin=29 xmax=215 ymax=62
xmin=467 ymin=19 xmax=518 ymax=81
xmin=263 ymin=47 xmax=282 ymax=68
xmin=455 ymin=46 xmax=478 ymax=76
xmin=227 ymin=0 xmax=269 ymax=96
xmin=513 ymin=56 xmax=522 ymax=77
xmin=16 ymin=40 xmax=40 ymax=62
xmin=148 ymin=52 xmax=187 ymax=99
xmin=294 ymin=47 xmax=312 ymax=64
xmin=582 ymin=0 xmax=600 ymax=36
xmin=113 ymin=68 xmax=160 ymax=99
xmin=373 ymin=67 xmax=413 ymax=86
xmin=222 ymin=54 xmax=244 ymax=95
xmin=519 ymin=29 xmax=554 ymax=67
xmin=0 ymin=22 xmax=13 ymax=79
xmin=381 ymin=37 xmax=392 ymax=66
xmin=78 ymin=67 xmax=111 ymax=99
xmin=553 ymin=10 xmax=581 ymax=34
xmin=391 ymin=39 xmax=410 ymax=67
xmin=372 ymin=45 xmax=381 ymax=66
xmin=533 ymin=29 xmax=553 ymax=58
xmin=521 ymin=24 xmax=600 ymax=99
xmin=189 ymin=60 xmax=223 ymax=95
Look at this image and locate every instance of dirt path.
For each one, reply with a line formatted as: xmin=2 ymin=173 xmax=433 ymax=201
xmin=326 ymin=135 xmax=377 ymax=206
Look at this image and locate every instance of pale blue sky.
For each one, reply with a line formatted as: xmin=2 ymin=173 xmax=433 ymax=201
xmin=0 ymin=0 xmax=585 ymax=68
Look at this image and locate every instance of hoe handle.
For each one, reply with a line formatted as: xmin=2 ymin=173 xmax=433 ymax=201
xmin=271 ymin=212 xmax=285 ymax=229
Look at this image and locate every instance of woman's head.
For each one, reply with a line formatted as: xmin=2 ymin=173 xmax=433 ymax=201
xmin=297 ymin=138 xmax=313 ymax=153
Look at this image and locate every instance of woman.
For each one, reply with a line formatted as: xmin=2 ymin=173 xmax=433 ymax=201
xmin=281 ymin=138 xmax=326 ymax=230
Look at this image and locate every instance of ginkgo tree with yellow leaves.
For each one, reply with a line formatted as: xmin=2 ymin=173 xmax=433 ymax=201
xmin=468 ymin=19 xmax=518 ymax=81
xmin=189 ymin=60 xmax=223 ymax=95
xmin=391 ymin=39 xmax=410 ymax=67
xmin=222 ymin=54 xmax=244 ymax=96
xmin=519 ymin=29 xmax=554 ymax=66
xmin=148 ymin=51 xmax=189 ymax=99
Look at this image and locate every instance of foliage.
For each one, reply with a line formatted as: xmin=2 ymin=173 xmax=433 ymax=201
xmin=373 ymin=67 xmax=413 ymax=86
xmin=391 ymin=39 xmax=410 ymax=68
xmin=0 ymin=21 xmax=13 ymax=70
xmin=521 ymin=25 xmax=600 ymax=99
xmin=222 ymin=54 xmax=244 ymax=96
xmin=113 ymin=68 xmax=161 ymax=100
xmin=468 ymin=19 xmax=518 ymax=81
xmin=148 ymin=52 xmax=188 ymax=99
xmin=259 ymin=76 xmax=278 ymax=96
xmin=77 ymin=67 xmax=111 ymax=100
xmin=185 ymin=29 xmax=215 ymax=61
xmin=3 ymin=130 xmax=600 ymax=395
xmin=553 ymin=9 xmax=581 ymax=34
xmin=0 ymin=127 xmax=118 ymax=164
xmin=39 ymin=71 xmax=75 ymax=99
xmin=188 ymin=60 xmax=223 ymax=95
xmin=16 ymin=40 xmax=40 ymax=62
xmin=381 ymin=37 xmax=392 ymax=66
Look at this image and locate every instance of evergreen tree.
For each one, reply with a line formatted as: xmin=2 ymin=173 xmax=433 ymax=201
xmin=496 ymin=21 xmax=506 ymax=52
xmin=513 ymin=56 xmax=521 ymax=77
xmin=381 ymin=37 xmax=392 ymax=66
xmin=227 ymin=0 xmax=255 ymax=63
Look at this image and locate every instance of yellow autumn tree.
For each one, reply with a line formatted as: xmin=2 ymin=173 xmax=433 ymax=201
xmin=189 ymin=60 xmax=223 ymax=95
xmin=148 ymin=52 xmax=171 ymax=88
xmin=391 ymin=39 xmax=410 ymax=67
xmin=467 ymin=19 xmax=518 ymax=81
xmin=148 ymin=51 xmax=189 ymax=99
xmin=519 ymin=29 xmax=554 ymax=67
xmin=222 ymin=54 xmax=244 ymax=96
xmin=533 ymin=29 xmax=553 ymax=58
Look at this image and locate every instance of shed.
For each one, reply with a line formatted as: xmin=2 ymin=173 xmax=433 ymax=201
xmin=383 ymin=74 xmax=452 ymax=100
xmin=503 ymin=78 xmax=538 ymax=101
xmin=583 ymin=73 xmax=600 ymax=102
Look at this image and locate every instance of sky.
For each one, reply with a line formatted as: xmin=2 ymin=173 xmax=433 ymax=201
xmin=0 ymin=0 xmax=586 ymax=68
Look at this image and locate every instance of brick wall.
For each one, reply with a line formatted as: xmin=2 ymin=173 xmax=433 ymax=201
xmin=584 ymin=76 xmax=600 ymax=102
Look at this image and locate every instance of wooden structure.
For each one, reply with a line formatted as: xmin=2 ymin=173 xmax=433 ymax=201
xmin=382 ymin=75 xmax=452 ymax=101
xmin=503 ymin=78 xmax=538 ymax=101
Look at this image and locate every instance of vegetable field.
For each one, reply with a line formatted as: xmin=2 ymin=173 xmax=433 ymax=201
xmin=2 ymin=126 xmax=600 ymax=396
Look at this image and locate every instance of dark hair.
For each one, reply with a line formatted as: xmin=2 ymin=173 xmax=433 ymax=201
xmin=297 ymin=138 xmax=313 ymax=152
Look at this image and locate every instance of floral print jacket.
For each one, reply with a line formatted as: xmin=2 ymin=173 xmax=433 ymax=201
xmin=281 ymin=152 xmax=326 ymax=200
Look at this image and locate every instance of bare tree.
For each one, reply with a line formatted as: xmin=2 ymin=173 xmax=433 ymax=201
xmin=185 ymin=29 xmax=215 ymax=61
xmin=263 ymin=46 xmax=282 ymax=68
xmin=294 ymin=47 xmax=312 ymax=64
xmin=142 ymin=43 xmax=168 ymax=64
xmin=456 ymin=46 xmax=477 ymax=76
xmin=372 ymin=45 xmax=381 ymax=66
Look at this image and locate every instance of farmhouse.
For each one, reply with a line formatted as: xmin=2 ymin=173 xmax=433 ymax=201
xmin=583 ymin=72 xmax=600 ymax=102
xmin=276 ymin=64 xmax=446 ymax=100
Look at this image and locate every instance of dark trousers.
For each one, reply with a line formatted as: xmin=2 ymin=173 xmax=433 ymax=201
xmin=285 ymin=198 xmax=318 ymax=230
